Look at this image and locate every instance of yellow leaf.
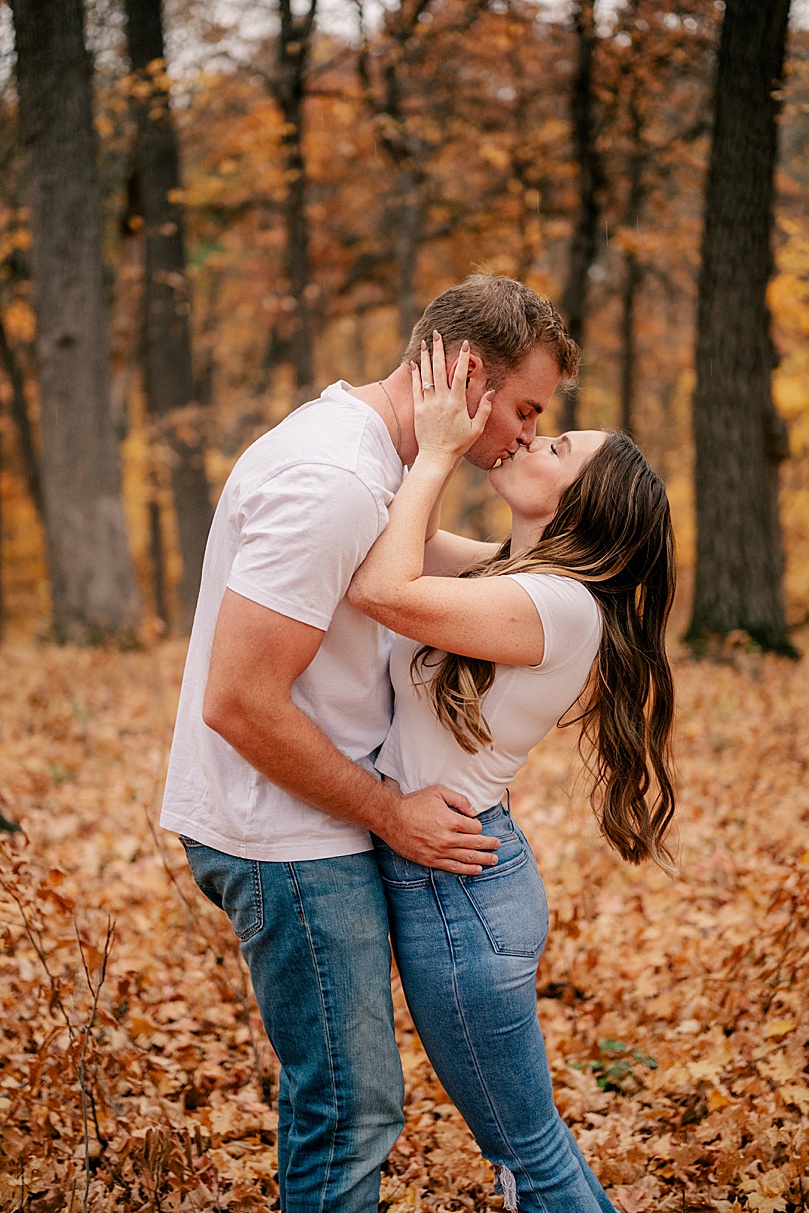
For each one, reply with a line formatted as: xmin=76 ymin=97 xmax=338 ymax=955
xmin=780 ymin=1083 xmax=809 ymax=1113
xmin=745 ymin=1199 xmax=786 ymax=1213
xmin=764 ymin=1019 xmax=796 ymax=1038
xmin=758 ymin=1050 xmax=803 ymax=1084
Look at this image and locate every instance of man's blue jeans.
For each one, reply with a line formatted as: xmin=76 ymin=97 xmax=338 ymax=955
xmin=181 ymin=840 xmax=405 ymax=1212
xmin=374 ymin=803 xmax=616 ymax=1213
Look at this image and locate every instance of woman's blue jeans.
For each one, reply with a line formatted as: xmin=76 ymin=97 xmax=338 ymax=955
xmin=181 ymin=840 xmax=404 ymax=1212
xmin=374 ymin=803 xmax=616 ymax=1213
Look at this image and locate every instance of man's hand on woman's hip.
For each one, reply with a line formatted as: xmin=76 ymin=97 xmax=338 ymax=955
xmin=381 ymin=787 xmax=499 ymax=876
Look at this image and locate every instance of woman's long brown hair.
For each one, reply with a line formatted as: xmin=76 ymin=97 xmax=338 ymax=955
xmin=411 ymin=430 xmax=677 ymax=874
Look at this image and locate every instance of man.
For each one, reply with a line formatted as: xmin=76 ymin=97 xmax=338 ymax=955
xmin=161 ymin=274 xmax=579 ymax=1212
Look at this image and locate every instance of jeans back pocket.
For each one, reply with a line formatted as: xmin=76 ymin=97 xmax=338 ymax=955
xmin=372 ymin=836 xmax=431 ymax=888
xmin=183 ymin=841 xmax=264 ymax=942
xmin=460 ymin=828 xmax=549 ymax=958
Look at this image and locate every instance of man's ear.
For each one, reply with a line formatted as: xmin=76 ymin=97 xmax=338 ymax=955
xmin=448 ymin=350 xmax=487 ymax=415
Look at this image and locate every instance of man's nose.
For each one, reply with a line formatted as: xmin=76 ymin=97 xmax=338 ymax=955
xmin=520 ymin=416 xmax=538 ymax=442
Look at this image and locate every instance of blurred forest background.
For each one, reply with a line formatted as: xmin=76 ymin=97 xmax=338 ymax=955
xmin=2 ymin=5 xmax=809 ymax=1211
xmin=0 ymin=0 xmax=807 ymax=647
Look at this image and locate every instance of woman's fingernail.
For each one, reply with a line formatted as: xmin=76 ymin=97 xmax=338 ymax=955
xmin=434 ymin=329 xmax=441 ymax=341
xmin=462 ymin=339 xmax=470 ymax=351
xmin=421 ymin=339 xmax=427 ymax=350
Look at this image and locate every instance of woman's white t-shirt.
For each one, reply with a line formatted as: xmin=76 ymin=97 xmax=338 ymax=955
xmin=376 ymin=573 xmax=602 ymax=814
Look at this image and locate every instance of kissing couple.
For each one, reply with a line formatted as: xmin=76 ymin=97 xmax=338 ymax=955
xmin=162 ymin=273 xmax=675 ymax=1212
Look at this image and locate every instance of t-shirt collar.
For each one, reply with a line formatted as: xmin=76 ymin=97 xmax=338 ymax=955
xmin=320 ymin=380 xmax=404 ymax=474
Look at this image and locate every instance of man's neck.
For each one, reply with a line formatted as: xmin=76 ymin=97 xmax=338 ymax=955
xmin=348 ymin=365 xmax=418 ymax=466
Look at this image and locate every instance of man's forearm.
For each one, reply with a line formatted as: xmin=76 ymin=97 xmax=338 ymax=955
xmin=209 ymin=692 xmax=398 ymax=831
xmin=200 ymin=589 xmax=493 ymax=875
xmin=424 ymin=458 xmax=459 ymax=541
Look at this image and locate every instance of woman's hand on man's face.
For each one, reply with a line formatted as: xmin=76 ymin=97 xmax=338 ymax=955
xmin=411 ymin=332 xmax=494 ymax=466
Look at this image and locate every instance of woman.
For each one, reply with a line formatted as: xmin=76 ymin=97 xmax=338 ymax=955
xmin=348 ymin=334 xmax=676 ymax=1213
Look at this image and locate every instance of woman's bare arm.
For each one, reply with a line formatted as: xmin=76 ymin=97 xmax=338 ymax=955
xmin=348 ymin=336 xmax=544 ymax=665
xmin=423 ymin=529 xmax=502 ymax=577
xmin=349 ymin=453 xmax=543 ymax=664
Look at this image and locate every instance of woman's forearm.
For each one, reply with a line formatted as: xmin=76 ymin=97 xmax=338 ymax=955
xmin=425 ymin=458 xmax=460 ymax=542
xmin=350 ymin=452 xmax=455 ymax=607
xmin=351 ymin=333 xmax=491 ymax=613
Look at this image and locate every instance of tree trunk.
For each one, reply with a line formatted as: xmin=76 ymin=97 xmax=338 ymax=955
xmin=124 ymin=0 xmax=212 ymax=630
xmin=618 ymin=250 xmax=641 ymax=437
xmin=686 ymin=0 xmax=793 ymax=655
xmin=619 ymin=84 xmax=645 ymax=439
xmin=0 ymin=310 xmax=43 ymax=517
xmin=148 ymin=497 xmax=168 ymax=623
xmin=356 ymin=4 xmax=431 ymax=346
xmin=109 ymin=201 xmax=144 ymax=440
xmin=559 ymin=0 xmax=603 ymax=432
xmin=10 ymin=0 xmax=141 ymax=643
xmin=0 ymin=428 xmax=4 ymax=640
xmin=281 ymin=120 xmax=315 ymax=394
xmin=394 ymin=169 xmax=424 ymax=342
xmin=272 ymin=0 xmax=317 ymax=397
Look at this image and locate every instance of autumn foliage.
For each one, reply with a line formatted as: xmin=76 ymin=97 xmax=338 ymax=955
xmin=0 ymin=0 xmax=808 ymax=634
xmin=1 ymin=637 xmax=807 ymax=1211
xmin=1 ymin=4 xmax=809 ymax=1208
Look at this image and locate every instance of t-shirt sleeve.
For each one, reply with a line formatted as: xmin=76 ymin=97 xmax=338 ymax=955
xmin=227 ymin=463 xmax=381 ymax=630
xmin=506 ymin=573 xmax=602 ymax=670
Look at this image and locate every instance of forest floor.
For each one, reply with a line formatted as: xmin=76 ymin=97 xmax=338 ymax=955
xmin=1 ymin=637 xmax=808 ymax=1212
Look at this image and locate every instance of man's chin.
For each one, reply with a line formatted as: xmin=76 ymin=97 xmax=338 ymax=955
xmin=463 ymin=447 xmax=497 ymax=471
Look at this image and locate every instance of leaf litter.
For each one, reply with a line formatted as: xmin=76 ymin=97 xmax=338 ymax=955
xmin=0 ymin=639 xmax=807 ymax=1210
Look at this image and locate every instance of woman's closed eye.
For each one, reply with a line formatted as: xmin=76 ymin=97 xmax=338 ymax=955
xmin=550 ymin=443 xmax=558 ymax=456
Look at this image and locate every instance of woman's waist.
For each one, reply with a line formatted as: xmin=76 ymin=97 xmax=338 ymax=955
xmin=373 ymin=797 xmax=536 ymax=888
xmin=377 ymin=761 xmax=513 ymax=817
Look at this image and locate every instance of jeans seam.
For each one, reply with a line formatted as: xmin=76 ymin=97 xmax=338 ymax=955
xmin=429 ymin=870 xmax=456 ymax=963
xmin=286 ymin=862 xmax=338 ymax=1213
xmin=429 ymin=872 xmax=545 ymax=1209
xmin=380 ymin=876 xmax=431 ymax=889
xmin=461 ymin=849 xmax=527 ymax=884
xmin=239 ymin=861 xmax=264 ymax=942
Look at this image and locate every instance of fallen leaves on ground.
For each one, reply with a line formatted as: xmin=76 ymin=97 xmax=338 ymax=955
xmin=0 ymin=639 xmax=807 ymax=1211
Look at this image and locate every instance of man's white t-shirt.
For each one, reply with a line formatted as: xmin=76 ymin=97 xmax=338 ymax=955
xmin=160 ymin=382 xmax=404 ymax=861
xmin=376 ymin=574 xmax=602 ymax=814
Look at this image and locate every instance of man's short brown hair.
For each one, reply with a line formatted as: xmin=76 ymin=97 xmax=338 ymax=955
xmin=402 ymin=274 xmax=580 ymax=388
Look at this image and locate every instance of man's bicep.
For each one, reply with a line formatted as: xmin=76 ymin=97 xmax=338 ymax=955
xmin=208 ymin=589 xmax=325 ymax=700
